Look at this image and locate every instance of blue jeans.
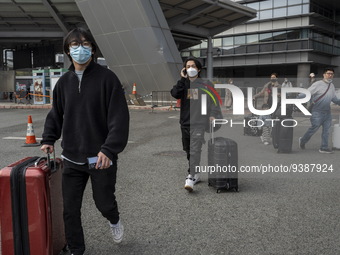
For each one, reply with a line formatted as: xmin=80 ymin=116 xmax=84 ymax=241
xmin=301 ymin=111 xmax=332 ymax=150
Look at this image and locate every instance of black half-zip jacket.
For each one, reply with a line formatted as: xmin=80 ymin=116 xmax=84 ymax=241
xmin=41 ymin=60 xmax=130 ymax=162
xmin=171 ymin=77 xmax=220 ymax=128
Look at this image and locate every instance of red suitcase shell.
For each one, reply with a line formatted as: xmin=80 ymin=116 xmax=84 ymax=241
xmin=0 ymin=156 xmax=66 ymax=255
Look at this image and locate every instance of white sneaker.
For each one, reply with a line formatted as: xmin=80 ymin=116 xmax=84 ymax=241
xmin=260 ymin=136 xmax=264 ymax=143
xmin=110 ymin=220 xmax=124 ymax=243
xmin=192 ymin=174 xmax=201 ymax=185
xmin=184 ymin=175 xmax=194 ymax=192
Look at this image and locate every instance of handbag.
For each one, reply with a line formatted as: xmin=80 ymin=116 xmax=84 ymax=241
xmin=308 ymin=83 xmax=331 ymax=112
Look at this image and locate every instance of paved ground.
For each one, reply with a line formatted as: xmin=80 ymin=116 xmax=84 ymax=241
xmin=0 ymin=106 xmax=340 ymax=255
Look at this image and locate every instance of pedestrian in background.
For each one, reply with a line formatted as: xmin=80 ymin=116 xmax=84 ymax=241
xmin=299 ymin=68 xmax=340 ymax=153
xmin=259 ymin=104 xmax=272 ymax=145
xmin=171 ymin=57 xmax=221 ymax=192
xmin=253 ymin=73 xmax=281 ymax=107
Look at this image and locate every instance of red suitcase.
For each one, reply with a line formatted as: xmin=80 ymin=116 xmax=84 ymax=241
xmin=0 ymin=154 xmax=67 ymax=255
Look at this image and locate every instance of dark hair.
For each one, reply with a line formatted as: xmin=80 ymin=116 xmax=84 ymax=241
xmin=323 ymin=67 xmax=334 ymax=74
xmin=183 ymin=57 xmax=202 ymax=70
xmin=271 ymin=73 xmax=278 ymax=77
xmin=63 ymin=28 xmax=97 ymax=62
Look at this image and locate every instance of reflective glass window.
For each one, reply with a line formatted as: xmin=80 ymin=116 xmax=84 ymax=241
xmin=181 ymin=51 xmax=190 ymax=57
xmin=235 ymin=46 xmax=246 ymax=54
xmin=287 ymin=41 xmax=301 ymax=50
xmin=274 ymin=0 xmax=287 ymax=8
xmin=260 ymin=33 xmax=273 ymax=42
xmin=335 ymin=40 xmax=340 ymax=47
xmin=223 ymin=47 xmax=234 ymax=55
xmin=201 ymin=40 xmax=207 ymax=48
xmin=302 ymin=4 xmax=309 ymax=14
xmin=301 ymin=41 xmax=309 ymax=49
xmin=260 ymin=0 xmax=272 ymax=9
xmin=190 ymin=44 xmax=200 ymax=50
xmin=273 ymin=42 xmax=287 ymax=51
xmin=247 ymin=44 xmax=259 ymax=53
xmin=288 ymin=0 xmax=302 ymax=4
xmin=191 ymin=50 xmax=200 ymax=58
xmin=247 ymin=2 xmax=259 ymax=10
xmin=260 ymin=44 xmax=273 ymax=52
xmin=287 ymin=30 xmax=300 ymax=40
xmin=247 ymin=34 xmax=259 ymax=44
xmin=288 ymin=5 xmax=302 ymax=15
xmin=273 ymin=31 xmax=287 ymax=41
xmin=301 ymin=29 xmax=309 ymax=38
xmin=274 ymin=8 xmax=287 ymax=18
xmin=223 ymin=37 xmax=233 ymax=46
xmin=234 ymin=35 xmax=246 ymax=45
xmin=260 ymin=9 xmax=273 ymax=19
xmin=313 ymin=32 xmax=323 ymax=42
xmin=213 ymin=38 xmax=222 ymax=47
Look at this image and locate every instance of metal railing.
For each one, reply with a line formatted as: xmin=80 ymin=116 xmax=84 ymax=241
xmin=151 ymin=91 xmax=177 ymax=108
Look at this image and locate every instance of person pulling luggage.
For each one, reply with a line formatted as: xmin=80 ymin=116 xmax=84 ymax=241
xmin=40 ymin=28 xmax=129 ymax=255
xmin=171 ymin=57 xmax=221 ymax=192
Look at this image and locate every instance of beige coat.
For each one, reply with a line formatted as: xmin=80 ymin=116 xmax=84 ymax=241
xmin=254 ymin=81 xmax=280 ymax=105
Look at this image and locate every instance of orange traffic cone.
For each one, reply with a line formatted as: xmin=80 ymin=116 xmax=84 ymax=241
xmin=22 ymin=115 xmax=40 ymax=147
xmin=132 ymin=83 xmax=137 ymax=95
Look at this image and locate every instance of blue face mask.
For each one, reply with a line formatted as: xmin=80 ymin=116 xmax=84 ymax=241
xmin=69 ymin=46 xmax=92 ymax=64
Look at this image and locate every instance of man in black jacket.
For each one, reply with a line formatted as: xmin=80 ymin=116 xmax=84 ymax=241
xmin=171 ymin=57 xmax=220 ymax=192
xmin=41 ymin=28 xmax=129 ymax=255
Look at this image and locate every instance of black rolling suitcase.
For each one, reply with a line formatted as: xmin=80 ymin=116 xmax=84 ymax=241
xmin=272 ymin=118 xmax=294 ymax=153
xmin=272 ymin=105 xmax=294 ymax=153
xmin=244 ymin=114 xmax=262 ymax=136
xmin=208 ymin=137 xmax=238 ymax=193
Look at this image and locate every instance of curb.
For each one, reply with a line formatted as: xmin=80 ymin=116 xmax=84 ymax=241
xmin=0 ymin=103 xmax=177 ymax=112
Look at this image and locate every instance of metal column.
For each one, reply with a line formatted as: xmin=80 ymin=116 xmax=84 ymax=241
xmin=207 ymin=36 xmax=213 ymax=81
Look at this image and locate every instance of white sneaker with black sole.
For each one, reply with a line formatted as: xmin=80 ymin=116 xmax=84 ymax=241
xmin=110 ymin=220 xmax=124 ymax=243
xmin=185 ymin=174 xmax=194 ymax=192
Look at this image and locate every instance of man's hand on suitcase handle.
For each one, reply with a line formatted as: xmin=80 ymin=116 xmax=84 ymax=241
xmin=41 ymin=144 xmax=54 ymax=154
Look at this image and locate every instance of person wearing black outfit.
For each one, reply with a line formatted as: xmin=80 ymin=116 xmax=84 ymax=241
xmin=171 ymin=57 xmax=221 ymax=192
xmin=40 ymin=28 xmax=129 ymax=255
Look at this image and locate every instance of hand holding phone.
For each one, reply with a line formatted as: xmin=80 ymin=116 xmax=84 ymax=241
xmin=181 ymin=68 xmax=187 ymax=78
xmin=87 ymin=152 xmax=112 ymax=169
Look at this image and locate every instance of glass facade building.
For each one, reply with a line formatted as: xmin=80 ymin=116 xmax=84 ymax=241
xmin=181 ymin=0 xmax=340 ymax=86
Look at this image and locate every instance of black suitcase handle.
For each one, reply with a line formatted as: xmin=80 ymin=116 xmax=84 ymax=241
xmin=34 ymin=148 xmax=57 ymax=173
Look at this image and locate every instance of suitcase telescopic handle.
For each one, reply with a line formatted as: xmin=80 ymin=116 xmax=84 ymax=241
xmin=34 ymin=148 xmax=57 ymax=173
xmin=46 ymin=148 xmax=57 ymax=173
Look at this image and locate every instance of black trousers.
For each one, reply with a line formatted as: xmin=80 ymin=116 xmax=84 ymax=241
xmin=62 ymin=160 xmax=119 ymax=255
xmin=181 ymin=127 xmax=205 ymax=176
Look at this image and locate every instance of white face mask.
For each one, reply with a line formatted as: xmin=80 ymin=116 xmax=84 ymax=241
xmin=187 ymin=67 xmax=198 ymax=78
xmin=326 ymin=79 xmax=332 ymax=83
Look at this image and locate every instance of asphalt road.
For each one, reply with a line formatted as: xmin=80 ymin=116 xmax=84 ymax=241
xmin=0 ymin=108 xmax=339 ymax=255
